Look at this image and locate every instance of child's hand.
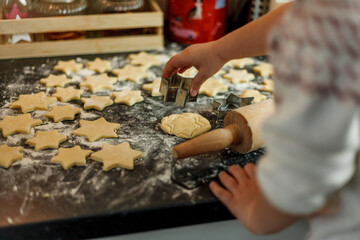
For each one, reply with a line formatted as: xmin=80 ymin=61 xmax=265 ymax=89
xmin=210 ymin=163 xmax=300 ymax=234
xmin=210 ymin=164 xmax=259 ymax=228
xmin=162 ymin=41 xmax=226 ymax=96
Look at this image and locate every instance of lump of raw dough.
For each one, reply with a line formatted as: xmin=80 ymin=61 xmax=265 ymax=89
xmin=161 ymin=113 xmax=211 ymax=139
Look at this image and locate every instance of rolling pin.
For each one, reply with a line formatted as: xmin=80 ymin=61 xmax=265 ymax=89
xmin=173 ymin=99 xmax=275 ymax=159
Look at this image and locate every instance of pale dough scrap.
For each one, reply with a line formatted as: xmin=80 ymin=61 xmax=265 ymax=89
xmin=52 ymin=86 xmax=84 ymax=102
xmin=142 ymin=78 xmax=161 ymax=97
xmin=112 ymin=89 xmax=144 ymax=106
xmin=0 ymin=145 xmax=23 ymax=168
xmin=0 ymin=114 xmax=42 ymax=137
xmin=199 ymin=78 xmax=228 ymax=97
xmin=86 ymin=58 xmax=112 ymax=73
xmin=26 ymin=130 xmax=67 ymax=151
xmin=51 ymin=145 xmax=92 ymax=170
xmin=226 ymin=58 xmax=255 ymax=68
xmin=91 ymin=142 xmax=142 ymax=171
xmin=223 ymin=69 xmax=255 ymax=83
xmin=72 ymin=117 xmax=121 ymax=142
xmin=80 ymin=74 xmax=117 ymax=93
xmin=112 ymin=65 xmax=151 ymax=83
xmin=240 ymin=89 xmax=267 ymax=103
xmin=253 ymin=62 xmax=274 ymax=77
xmin=161 ymin=113 xmax=211 ymax=139
xmin=40 ymin=74 xmax=71 ymax=87
xmin=45 ymin=104 xmax=81 ymax=122
xmin=128 ymin=51 xmax=161 ymax=69
xmin=262 ymin=79 xmax=274 ymax=92
xmin=54 ymin=60 xmax=83 ymax=75
xmin=10 ymin=92 xmax=57 ymax=113
xmin=81 ymin=95 xmax=114 ymax=111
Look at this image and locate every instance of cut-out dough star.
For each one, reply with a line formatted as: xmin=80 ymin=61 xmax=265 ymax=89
xmin=253 ymin=62 xmax=274 ymax=77
xmin=86 ymin=58 xmax=112 ymax=73
xmin=26 ymin=130 xmax=67 ymax=151
xmin=261 ymin=79 xmax=274 ymax=92
xmin=45 ymin=104 xmax=81 ymax=122
xmin=91 ymin=142 xmax=142 ymax=171
xmin=112 ymin=89 xmax=144 ymax=106
xmin=81 ymin=95 xmax=114 ymax=111
xmin=226 ymin=58 xmax=255 ymax=68
xmin=199 ymin=78 xmax=228 ymax=97
xmin=51 ymin=146 xmax=92 ymax=170
xmin=112 ymin=65 xmax=151 ymax=83
xmin=179 ymin=66 xmax=224 ymax=78
xmin=40 ymin=74 xmax=71 ymax=87
xmin=10 ymin=92 xmax=57 ymax=113
xmin=52 ymin=86 xmax=84 ymax=102
xmin=128 ymin=51 xmax=161 ymax=69
xmin=72 ymin=117 xmax=121 ymax=142
xmin=240 ymin=89 xmax=266 ymax=103
xmin=223 ymin=69 xmax=255 ymax=83
xmin=0 ymin=145 xmax=23 ymax=168
xmin=54 ymin=60 xmax=83 ymax=75
xmin=80 ymin=74 xmax=117 ymax=93
xmin=142 ymin=78 xmax=161 ymax=97
xmin=0 ymin=114 xmax=42 ymax=137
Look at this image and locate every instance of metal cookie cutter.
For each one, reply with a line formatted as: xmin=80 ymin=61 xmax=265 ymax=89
xmin=212 ymin=93 xmax=254 ymax=120
xmin=160 ymin=73 xmax=198 ymax=107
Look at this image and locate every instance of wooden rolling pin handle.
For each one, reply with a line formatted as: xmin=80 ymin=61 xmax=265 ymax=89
xmin=173 ymin=124 xmax=242 ymax=159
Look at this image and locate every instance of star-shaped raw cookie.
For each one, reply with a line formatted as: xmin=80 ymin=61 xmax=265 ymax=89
xmin=112 ymin=89 xmax=144 ymax=106
xmin=81 ymin=95 xmax=114 ymax=111
xmin=240 ymin=89 xmax=266 ymax=103
xmin=128 ymin=51 xmax=161 ymax=68
xmin=91 ymin=142 xmax=142 ymax=171
xmin=52 ymin=86 xmax=84 ymax=102
xmin=180 ymin=67 xmax=224 ymax=78
xmin=142 ymin=78 xmax=161 ymax=96
xmin=40 ymin=74 xmax=71 ymax=87
xmin=72 ymin=117 xmax=121 ymax=142
xmin=10 ymin=92 xmax=57 ymax=113
xmin=0 ymin=145 xmax=23 ymax=168
xmin=26 ymin=130 xmax=67 ymax=151
xmin=0 ymin=114 xmax=42 ymax=137
xmin=112 ymin=65 xmax=151 ymax=83
xmin=54 ymin=60 xmax=83 ymax=74
xmin=45 ymin=104 xmax=81 ymax=122
xmin=253 ymin=62 xmax=274 ymax=77
xmin=262 ymin=79 xmax=274 ymax=92
xmin=86 ymin=58 xmax=112 ymax=73
xmin=226 ymin=58 xmax=255 ymax=68
xmin=199 ymin=78 xmax=228 ymax=97
xmin=80 ymin=74 xmax=117 ymax=93
xmin=223 ymin=69 xmax=255 ymax=83
xmin=51 ymin=146 xmax=92 ymax=170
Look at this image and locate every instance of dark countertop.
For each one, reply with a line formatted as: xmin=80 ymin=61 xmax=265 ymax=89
xmin=0 ymin=44 xmax=264 ymax=240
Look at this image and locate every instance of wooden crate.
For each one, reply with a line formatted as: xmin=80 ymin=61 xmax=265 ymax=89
xmin=0 ymin=0 xmax=164 ymax=60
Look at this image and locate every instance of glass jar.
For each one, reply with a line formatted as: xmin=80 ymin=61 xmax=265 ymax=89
xmin=30 ymin=0 xmax=88 ymax=41
xmin=89 ymin=0 xmax=145 ymax=14
xmin=2 ymin=0 xmax=33 ymax=44
xmin=88 ymin=0 xmax=145 ymax=37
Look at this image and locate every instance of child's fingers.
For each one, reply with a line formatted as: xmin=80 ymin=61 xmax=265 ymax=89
xmin=162 ymin=55 xmax=187 ymax=78
xmin=178 ymin=66 xmax=191 ymax=73
xmin=190 ymin=72 xmax=208 ymax=96
xmin=219 ymin=171 xmax=238 ymax=192
xmin=228 ymin=165 xmax=248 ymax=183
xmin=209 ymin=181 xmax=233 ymax=206
xmin=244 ymin=163 xmax=256 ymax=179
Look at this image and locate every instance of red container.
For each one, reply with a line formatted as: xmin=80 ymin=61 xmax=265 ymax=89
xmin=168 ymin=0 xmax=227 ymax=44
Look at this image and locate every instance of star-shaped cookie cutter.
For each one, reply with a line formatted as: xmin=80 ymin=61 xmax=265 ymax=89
xmin=212 ymin=93 xmax=254 ymax=120
xmin=160 ymin=73 xmax=197 ymax=107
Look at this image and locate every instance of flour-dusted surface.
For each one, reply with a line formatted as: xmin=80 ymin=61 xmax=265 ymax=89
xmin=0 ymin=44 xmax=265 ymax=228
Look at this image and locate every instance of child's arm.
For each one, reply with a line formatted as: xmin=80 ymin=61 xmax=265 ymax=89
xmin=162 ymin=2 xmax=292 ymax=96
xmin=210 ymin=164 xmax=301 ymax=235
